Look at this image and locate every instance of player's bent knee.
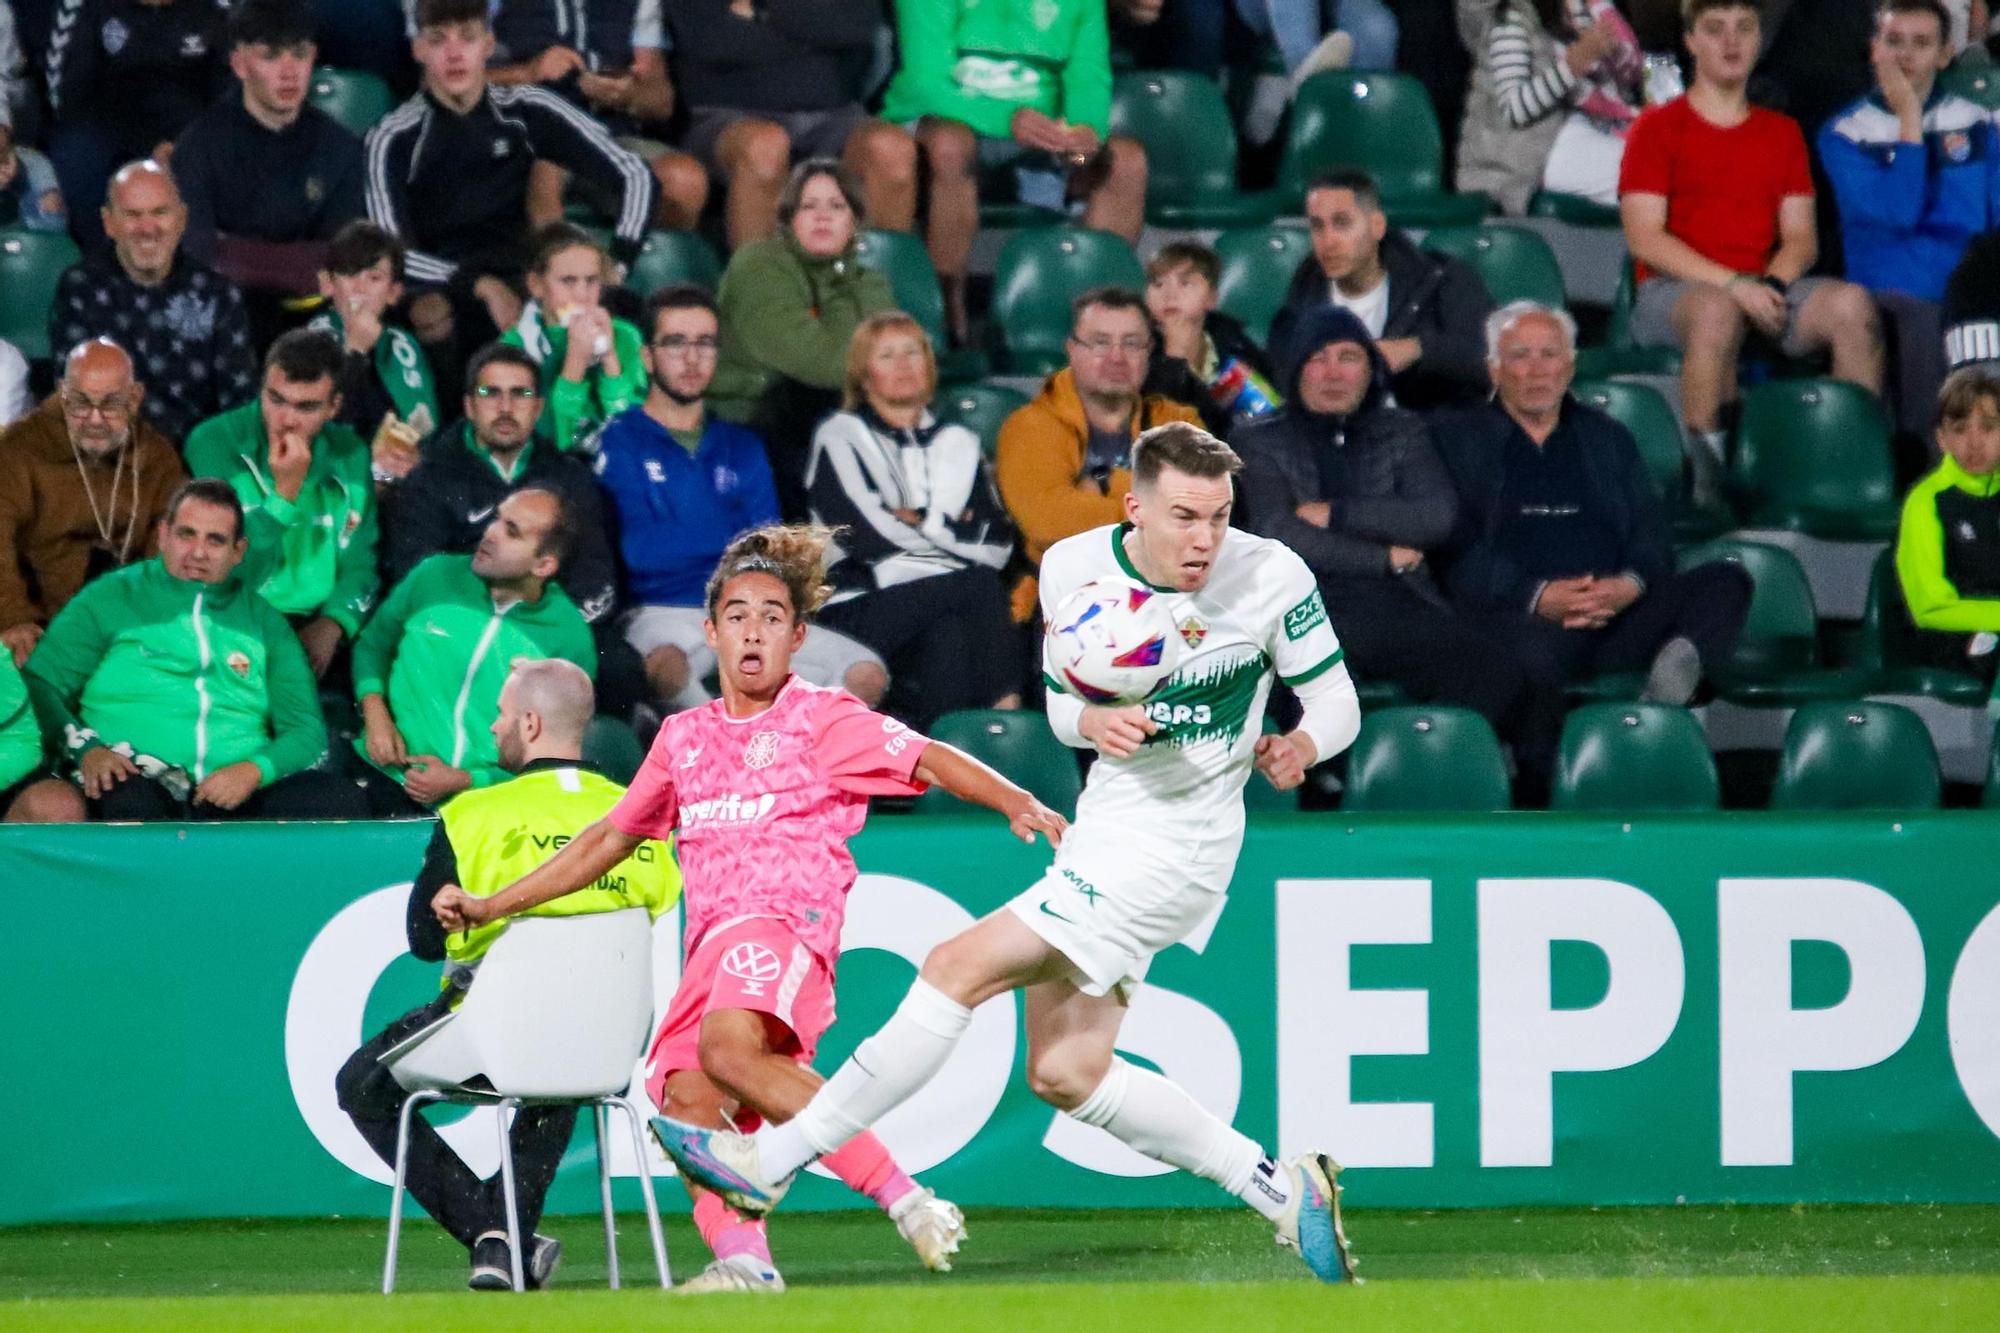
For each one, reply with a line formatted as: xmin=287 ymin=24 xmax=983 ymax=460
xmin=1026 ymin=1049 xmax=1109 ymax=1111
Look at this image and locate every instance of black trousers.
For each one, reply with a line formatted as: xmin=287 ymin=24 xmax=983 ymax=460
xmin=355 ymin=764 xmax=435 ymax=819
xmin=819 ymin=566 xmax=1022 ymax=730
xmin=335 ymin=997 xmax=578 ymax=1251
xmin=1480 ymin=561 xmax=1755 ymax=689
xmin=90 ymin=768 xmax=369 ymax=821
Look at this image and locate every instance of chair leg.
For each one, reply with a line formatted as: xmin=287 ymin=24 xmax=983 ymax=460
xmin=383 ymin=1089 xmax=444 ymax=1296
xmin=496 ymin=1097 xmax=526 ymax=1292
xmin=611 ymin=1095 xmax=672 ymax=1288
xmin=594 ymin=1102 xmax=621 ymax=1290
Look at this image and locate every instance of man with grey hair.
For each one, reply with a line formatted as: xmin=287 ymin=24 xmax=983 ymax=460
xmin=1433 ymin=300 xmax=1752 ymax=708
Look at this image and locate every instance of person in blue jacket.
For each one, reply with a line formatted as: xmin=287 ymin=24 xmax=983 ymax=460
xmin=593 ymin=285 xmax=888 ymax=714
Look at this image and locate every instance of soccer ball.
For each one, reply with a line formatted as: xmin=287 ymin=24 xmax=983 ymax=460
xmin=1046 ymin=577 xmax=1182 ymax=704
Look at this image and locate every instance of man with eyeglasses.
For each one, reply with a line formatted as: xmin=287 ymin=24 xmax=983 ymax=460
xmin=995 ymin=285 xmax=1201 ymax=621
xmin=595 ymin=284 xmax=887 ymax=713
xmin=185 ymin=329 xmax=377 ymax=680
xmin=0 ymin=339 xmax=185 ymax=671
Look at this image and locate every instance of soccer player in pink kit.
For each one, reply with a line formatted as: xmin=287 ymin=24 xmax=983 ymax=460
xmin=435 ymin=525 xmax=1068 ymax=1292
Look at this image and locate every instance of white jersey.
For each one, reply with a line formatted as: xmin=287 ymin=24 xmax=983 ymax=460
xmin=1040 ymin=523 xmax=1345 ymax=835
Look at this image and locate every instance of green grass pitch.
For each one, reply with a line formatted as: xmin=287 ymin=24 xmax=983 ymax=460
xmin=6 ymin=1205 xmax=2000 ymax=1330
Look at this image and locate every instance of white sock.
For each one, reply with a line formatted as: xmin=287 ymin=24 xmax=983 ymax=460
xmin=757 ymin=979 xmax=972 ymax=1181
xmin=1067 ymin=1059 xmax=1289 ymax=1221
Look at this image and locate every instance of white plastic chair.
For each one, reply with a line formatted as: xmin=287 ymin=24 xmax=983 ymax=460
xmin=379 ymin=907 xmax=672 ymax=1293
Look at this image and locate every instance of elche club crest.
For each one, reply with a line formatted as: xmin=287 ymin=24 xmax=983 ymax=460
xmin=1178 ymin=614 xmax=1208 ymax=649
xmin=744 ymin=729 xmax=781 ymax=770
xmin=721 ymin=941 xmax=783 ymax=995
xmin=226 ymin=651 xmax=251 ymax=679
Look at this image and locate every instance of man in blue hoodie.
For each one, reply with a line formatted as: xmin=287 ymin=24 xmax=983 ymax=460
xmin=593 ymin=285 xmax=887 ymax=712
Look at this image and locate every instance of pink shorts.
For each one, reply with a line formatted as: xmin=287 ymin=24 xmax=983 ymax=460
xmin=643 ymin=916 xmax=838 ymax=1108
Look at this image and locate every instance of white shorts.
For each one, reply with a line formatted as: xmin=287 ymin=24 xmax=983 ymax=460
xmin=623 ymin=604 xmax=885 ymax=694
xmin=1007 ymin=821 xmax=1238 ymax=1001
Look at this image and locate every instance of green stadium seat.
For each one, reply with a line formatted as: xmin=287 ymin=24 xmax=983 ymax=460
xmin=1420 ymin=224 xmax=1566 ymax=309
xmin=1569 ymin=377 xmax=1732 ymax=538
xmin=1942 ymin=61 xmax=2000 ymax=111
xmin=1109 ymin=70 xmax=1278 ymax=227
xmin=938 ymin=382 xmax=1031 ymax=460
xmin=989 ymin=227 xmax=1145 ymax=374
xmin=0 ymin=228 xmax=81 ymax=361
xmin=1351 ymin=675 xmax=1411 ymax=710
xmin=1984 ymin=717 xmax=2000 ymax=807
xmin=1855 ymin=549 xmax=1989 ymax=704
xmin=1527 ymin=191 xmax=1622 ymax=227
xmin=1552 ymin=703 xmax=1720 ymax=811
xmin=307 ymin=67 xmax=395 ymax=137
xmin=1574 ymin=259 xmax=1682 ymax=379
xmin=1769 ymin=701 xmax=1941 ymax=810
xmin=1213 ymin=225 xmax=1312 ymax=346
xmin=582 ymin=716 xmax=645 ymax=786
xmin=1676 ymin=539 xmax=1867 ymax=706
xmin=1342 ymin=706 xmax=1511 ymax=811
xmin=624 ymin=229 xmax=722 ymax=296
xmin=916 ymin=709 xmax=1083 ymax=818
xmin=1732 ymin=378 xmax=1897 ymax=541
xmin=854 ymin=229 xmax=986 ymax=384
xmin=1279 ymin=72 xmax=1491 ymax=226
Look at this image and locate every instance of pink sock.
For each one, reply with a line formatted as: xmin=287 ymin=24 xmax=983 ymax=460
xmin=819 ymin=1130 xmax=919 ymax=1212
xmin=692 ymin=1190 xmax=772 ymax=1263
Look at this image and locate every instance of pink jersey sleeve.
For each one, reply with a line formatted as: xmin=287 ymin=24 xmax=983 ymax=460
xmin=607 ymin=734 xmax=680 ymax=838
xmin=810 ymin=693 xmax=931 ymax=797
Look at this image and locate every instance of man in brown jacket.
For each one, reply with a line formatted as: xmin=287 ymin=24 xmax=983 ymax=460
xmin=994 ymin=287 xmax=1201 ymax=620
xmin=0 ymin=339 xmax=185 ymax=666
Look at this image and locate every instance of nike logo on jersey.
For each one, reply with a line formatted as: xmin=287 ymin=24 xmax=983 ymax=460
xmin=466 ymin=505 xmax=495 ymax=524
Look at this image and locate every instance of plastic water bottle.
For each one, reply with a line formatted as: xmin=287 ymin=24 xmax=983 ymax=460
xmin=1644 ymin=53 xmax=1685 ymax=105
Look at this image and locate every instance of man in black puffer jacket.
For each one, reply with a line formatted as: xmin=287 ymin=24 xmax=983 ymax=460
xmin=1237 ymin=305 xmax=1565 ymax=797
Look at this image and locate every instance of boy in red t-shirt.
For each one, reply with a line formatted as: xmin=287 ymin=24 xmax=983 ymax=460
xmin=1618 ymin=0 xmax=1884 ymax=504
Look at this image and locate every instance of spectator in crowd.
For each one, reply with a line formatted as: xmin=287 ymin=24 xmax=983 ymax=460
xmin=1458 ymin=0 xmax=1645 ymax=214
xmin=1 ymin=647 xmax=47 ymax=821
xmin=710 ymin=158 xmax=895 ymax=519
xmin=1143 ymin=240 xmax=1281 ymax=433
xmin=0 ymin=339 xmax=184 ymax=668
xmin=310 ymin=222 xmax=440 ymax=486
xmin=1620 ymin=0 xmax=1884 ymax=505
xmin=1268 ymin=169 xmax=1496 ymax=411
xmin=353 ymin=486 xmax=597 ymax=815
xmin=1894 ymin=367 xmax=2000 ymax=685
xmin=1236 ymin=305 xmax=1564 ymax=797
xmin=663 ymin=0 xmax=916 ymax=250
xmin=1821 ymin=0 xmax=1994 ymax=437
xmin=995 ymin=287 xmax=1202 ymax=621
xmin=171 ymin=0 xmax=367 ymax=319
xmin=17 ymin=477 xmax=363 ymax=821
xmin=44 ymin=0 xmax=230 ymax=245
xmin=0 ymin=119 xmax=67 ymax=232
xmin=500 ymin=222 xmax=647 ymax=453
xmin=596 ymin=284 xmax=889 ymax=710
xmin=806 ymin=313 xmax=1018 ymax=728
xmin=184 ymin=329 xmax=377 ymax=680
xmin=0 ymin=1 xmax=30 ymax=135
xmin=365 ymin=0 xmax=661 ymax=367
xmin=338 ymin=657 xmax=675 ymax=1292
xmin=50 ymin=160 xmax=259 ymax=445
xmin=1434 ymin=301 xmax=1753 ymax=706
xmin=881 ymin=0 xmax=1148 ymax=342
xmin=1945 ymin=228 xmax=2000 ymax=377
xmin=0 ymin=338 xmax=24 ymax=424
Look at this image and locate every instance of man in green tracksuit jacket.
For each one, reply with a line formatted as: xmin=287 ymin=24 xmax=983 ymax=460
xmin=353 ymin=485 xmax=597 ymax=815
xmin=184 ymin=328 xmax=379 ymax=680
xmin=1896 ymin=367 xmax=2000 ymax=688
xmin=18 ymin=479 xmax=365 ymax=821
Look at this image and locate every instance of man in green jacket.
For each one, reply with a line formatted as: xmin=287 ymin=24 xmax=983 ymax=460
xmin=18 ymin=479 xmax=365 ymax=821
xmin=1896 ymin=367 xmax=2000 ymax=688
xmin=353 ymin=485 xmax=597 ymax=815
xmin=0 ymin=651 xmax=51 ymax=820
xmin=185 ymin=328 xmax=379 ymax=680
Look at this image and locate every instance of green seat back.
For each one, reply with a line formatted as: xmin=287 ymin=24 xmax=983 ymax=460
xmin=307 ymin=67 xmax=395 ymax=137
xmin=916 ymin=710 xmax=1083 ymax=818
xmin=1771 ymin=701 xmax=1941 ymax=810
xmin=1942 ymin=61 xmax=2000 ymax=111
xmin=1109 ymin=70 xmax=1238 ymax=204
xmin=990 ymin=228 xmax=1145 ymax=374
xmin=1571 ymin=378 xmax=1684 ymax=502
xmin=1552 ymin=703 xmax=1720 ymax=811
xmin=1342 ymin=706 xmax=1511 ymax=811
xmin=582 ymin=716 xmax=645 ymax=786
xmin=938 ymin=382 xmax=1030 ymax=460
xmin=626 ymin=229 xmax=723 ymax=296
xmin=0 ymin=228 xmax=81 ymax=360
xmin=855 ymin=228 xmax=948 ymax=347
xmin=1420 ymin=225 xmax=1566 ymax=309
xmin=1678 ymin=538 xmax=1821 ymax=676
xmin=1213 ymin=225 xmax=1311 ymax=346
xmin=1734 ymin=379 xmax=1896 ymax=539
xmin=1279 ymin=71 xmax=1448 ymax=207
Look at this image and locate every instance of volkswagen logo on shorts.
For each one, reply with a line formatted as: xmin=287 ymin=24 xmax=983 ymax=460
xmin=721 ymin=941 xmax=783 ymax=995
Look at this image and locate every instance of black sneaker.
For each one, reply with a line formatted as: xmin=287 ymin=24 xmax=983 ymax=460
xmin=526 ymin=1234 xmax=562 ymax=1290
xmin=468 ymin=1231 xmax=514 ymax=1291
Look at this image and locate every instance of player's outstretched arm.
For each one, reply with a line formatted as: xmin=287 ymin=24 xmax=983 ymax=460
xmin=432 ymin=818 xmax=646 ymax=930
xmin=914 ymin=741 xmax=1069 ymax=848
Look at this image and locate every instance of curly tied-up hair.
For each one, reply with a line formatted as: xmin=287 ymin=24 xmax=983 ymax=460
xmin=704 ymin=524 xmax=842 ymax=622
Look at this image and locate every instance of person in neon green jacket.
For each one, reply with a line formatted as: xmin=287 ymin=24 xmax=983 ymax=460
xmin=353 ymin=486 xmax=597 ymax=815
xmin=17 ymin=479 xmax=365 ymax=821
xmin=501 ymin=223 xmax=647 ymax=453
xmin=1895 ymin=367 xmax=2000 ymax=688
xmin=183 ymin=329 xmax=379 ymax=680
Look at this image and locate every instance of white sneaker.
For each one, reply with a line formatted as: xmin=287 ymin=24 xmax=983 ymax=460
xmin=676 ymin=1254 xmax=787 ymax=1295
xmin=1272 ymin=1152 xmax=1357 ymax=1283
xmin=889 ymin=1188 xmax=967 ymax=1272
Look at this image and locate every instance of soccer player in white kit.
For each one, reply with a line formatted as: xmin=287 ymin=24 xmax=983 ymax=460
xmin=653 ymin=422 xmax=1365 ymax=1282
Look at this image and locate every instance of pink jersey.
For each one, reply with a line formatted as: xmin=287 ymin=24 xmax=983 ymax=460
xmin=607 ymin=676 xmax=930 ymax=964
